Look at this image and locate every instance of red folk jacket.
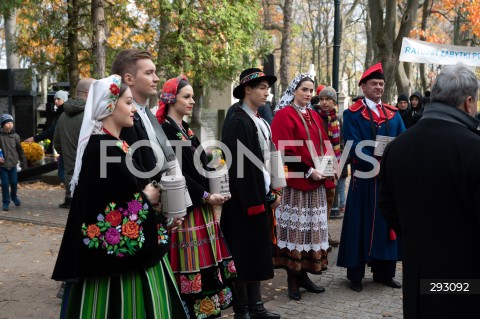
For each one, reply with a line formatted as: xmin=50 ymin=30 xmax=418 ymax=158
xmin=272 ymin=105 xmax=334 ymax=191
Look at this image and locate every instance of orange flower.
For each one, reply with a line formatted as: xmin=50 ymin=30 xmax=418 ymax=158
xmin=86 ymin=224 xmax=101 ymax=239
xmin=122 ymin=221 xmax=139 ymax=239
xmin=199 ymin=298 xmax=216 ymax=315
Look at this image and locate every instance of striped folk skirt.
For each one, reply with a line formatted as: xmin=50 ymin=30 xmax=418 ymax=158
xmin=273 ymin=186 xmax=329 ymax=274
xmin=59 ymin=255 xmax=187 ymax=319
xmin=169 ymin=204 xmax=237 ymax=319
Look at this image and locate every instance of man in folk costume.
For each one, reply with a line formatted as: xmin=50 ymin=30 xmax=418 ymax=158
xmin=221 ymin=68 xmax=281 ymax=319
xmin=111 ymin=50 xmax=175 ymax=184
xmin=336 ymin=63 xmax=405 ymax=292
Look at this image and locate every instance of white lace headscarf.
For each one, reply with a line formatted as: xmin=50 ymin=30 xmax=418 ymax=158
xmin=274 ymin=73 xmax=312 ymax=113
xmin=70 ymin=75 xmax=123 ymax=195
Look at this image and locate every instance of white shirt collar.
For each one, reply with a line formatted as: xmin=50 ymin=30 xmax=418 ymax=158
xmin=294 ymin=103 xmax=308 ymax=113
xmin=364 ymin=97 xmax=382 ymax=109
xmin=364 ymin=97 xmax=381 ymax=116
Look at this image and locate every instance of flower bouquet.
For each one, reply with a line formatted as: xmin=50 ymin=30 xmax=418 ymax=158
xmin=206 ymin=147 xmax=226 ymax=171
xmin=21 ymin=142 xmax=44 ymax=166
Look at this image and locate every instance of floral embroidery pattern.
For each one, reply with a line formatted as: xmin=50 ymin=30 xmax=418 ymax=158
xmin=222 ymin=260 xmax=237 ymax=280
xmin=193 ymin=295 xmax=220 ymax=319
xmin=240 ymin=71 xmax=266 ymax=84
xmin=180 ymin=273 xmax=202 ymax=294
xmin=218 ymin=287 xmax=233 ymax=309
xmin=157 ymin=223 xmax=168 ymax=245
xmin=175 ymin=127 xmax=195 ymax=141
xmin=115 ymin=140 xmax=131 ymax=154
xmin=106 ymin=75 xmax=122 ymax=113
xmin=81 ymin=193 xmax=149 ymax=257
xmin=160 ymin=92 xmax=176 ymax=105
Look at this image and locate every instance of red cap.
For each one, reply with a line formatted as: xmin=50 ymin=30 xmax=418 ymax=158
xmin=358 ymin=62 xmax=384 ymax=86
xmin=316 ymin=84 xmax=325 ymax=95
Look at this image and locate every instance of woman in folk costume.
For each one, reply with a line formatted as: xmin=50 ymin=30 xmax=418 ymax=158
xmin=52 ymin=75 xmax=187 ymax=319
xmin=271 ymin=74 xmax=331 ymax=301
xmin=156 ymin=76 xmax=237 ymax=319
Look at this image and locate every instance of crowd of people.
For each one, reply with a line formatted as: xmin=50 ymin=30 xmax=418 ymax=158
xmin=2 ymin=48 xmax=476 ymax=319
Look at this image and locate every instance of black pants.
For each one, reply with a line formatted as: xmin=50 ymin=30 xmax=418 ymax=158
xmin=347 ymin=259 xmax=396 ymax=282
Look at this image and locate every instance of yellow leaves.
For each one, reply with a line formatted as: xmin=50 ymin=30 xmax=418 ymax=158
xmin=107 ymin=26 xmax=133 ymax=49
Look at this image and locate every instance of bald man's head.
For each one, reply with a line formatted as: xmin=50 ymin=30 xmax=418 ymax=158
xmin=76 ymin=78 xmax=95 ymax=100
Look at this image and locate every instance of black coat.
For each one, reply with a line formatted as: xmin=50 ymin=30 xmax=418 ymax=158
xmin=221 ymin=106 xmax=274 ymax=282
xmin=379 ymin=102 xmax=480 ymax=319
xmin=402 ymin=91 xmax=424 ymax=128
xmin=34 ymin=106 xmax=64 ymax=144
xmin=52 ymin=135 xmax=169 ymax=281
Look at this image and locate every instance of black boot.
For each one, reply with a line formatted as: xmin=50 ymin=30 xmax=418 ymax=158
xmin=247 ymin=281 xmax=280 ymax=319
xmin=287 ymin=270 xmax=301 ymax=301
xmin=59 ymin=196 xmax=72 ymax=209
xmin=297 ymin=270 xmax=325 ymax=293
xmin=232 ymin=282 xmax=250 ymax=319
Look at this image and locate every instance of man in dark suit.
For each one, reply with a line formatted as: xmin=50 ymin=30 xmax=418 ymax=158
xmin=111 ymin=50 xmax=175 ymax=184
xmin=379 ymin=63 xmax=480 ymax=319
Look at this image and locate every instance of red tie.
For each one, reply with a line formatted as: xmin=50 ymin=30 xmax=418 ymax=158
xmin=376 ymin=104 xmax=384 ymax=118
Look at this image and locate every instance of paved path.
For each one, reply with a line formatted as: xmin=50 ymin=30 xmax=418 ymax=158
xmin=0 ymin=186 xmax=404 ymax=319
xmin=0 ymin=187 xmax=68 ymax=227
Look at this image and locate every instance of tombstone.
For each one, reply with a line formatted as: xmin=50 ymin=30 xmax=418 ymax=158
xmin=0 ymin=69 xmax=37 ymax=139
xmin=263 ymin=53 xmax=276 ymax=101
xmin=13 ymin=95 xmax=35 ymax=139
xmin=200 ymin=109 xmax=219 ymax=142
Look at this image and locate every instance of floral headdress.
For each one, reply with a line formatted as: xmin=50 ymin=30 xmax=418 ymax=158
xmin=156 ymin=75 xmax=189 ymax=124
xmin=71 ymin=74 xmax=123 ymax=195
xmin=106 ymin=78 xmax=121 ymax=112
xmin=274 ymin=73 xmax=310 ymax=113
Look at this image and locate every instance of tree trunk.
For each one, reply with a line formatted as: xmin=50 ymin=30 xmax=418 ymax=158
xmin=380 ymin=0 xmax=397 ymax=101
xmin=67 ymin=0 xmax=79 ymax=97
xmin=317 ymin=10 xmax=322 ymax=84
xmin=364 ymin=8 xmax=373 ymax=69
xmin=92 ymin=0 xmax=106 ymax=79
xmin=280 ymin=0 xmax=293 ymax=93
xmin=157 ymin=0 xmax=172 ymax=82
xmin=323 ymin=16 xmax=331 ymax=85
xmin=368 ymin=0 xmax=420 ymax=102
xmin=419 ymin=0 xmax=431 ymax=93
xmin=4 ymin=8 xmax=19 ymax=69
xmin=395 ymin=62 xmax=410 ymax=96
xmin=40 ymin=72 xmax=49 ymax=106
xmin=391 ymin=0 xmax=421 ymax=100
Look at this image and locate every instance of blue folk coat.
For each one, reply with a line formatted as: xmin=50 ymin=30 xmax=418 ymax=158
xmin=337 ymin=99 xmax=405 ymax=268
